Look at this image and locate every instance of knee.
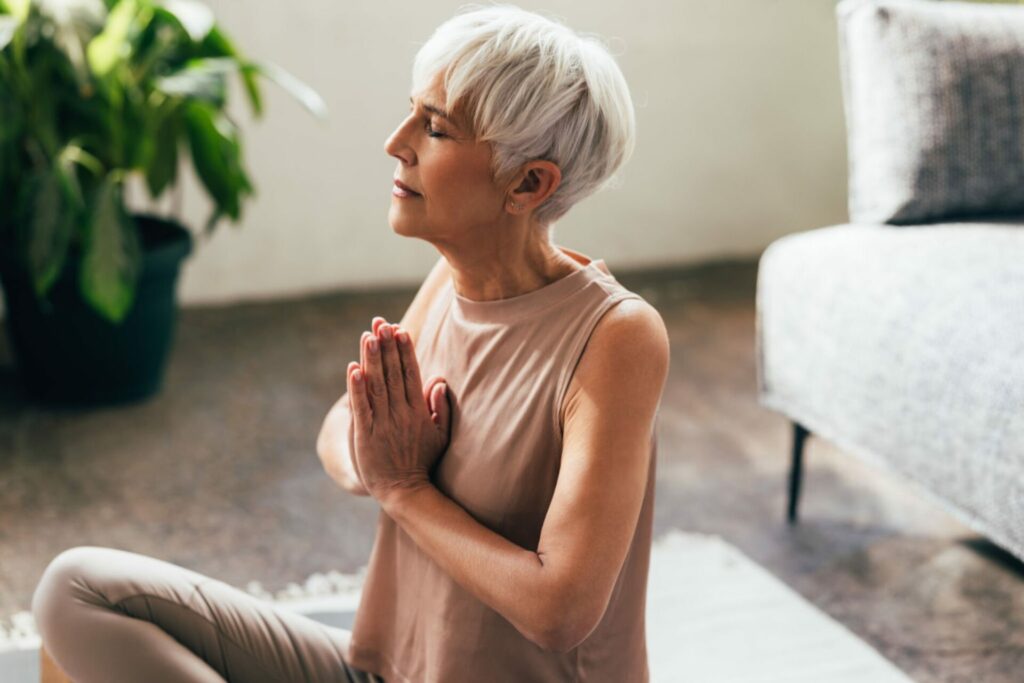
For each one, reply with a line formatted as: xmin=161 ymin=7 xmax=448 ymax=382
xmin=31 ymin=547 xmax=110 ymax=640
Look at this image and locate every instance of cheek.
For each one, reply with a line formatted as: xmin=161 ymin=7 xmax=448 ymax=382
xmin=425 ymin=161 xmax=497 ymax=213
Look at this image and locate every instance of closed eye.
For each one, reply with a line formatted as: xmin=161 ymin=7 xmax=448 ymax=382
xmin=408 ymin=105 xmax=447 ymax=139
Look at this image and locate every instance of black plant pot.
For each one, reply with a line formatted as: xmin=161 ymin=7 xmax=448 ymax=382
xmin=0 ymin=213 xmax=193 ymax=406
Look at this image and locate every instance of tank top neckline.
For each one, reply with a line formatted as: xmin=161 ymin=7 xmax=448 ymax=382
xmin=450 ymin=247 xmax=611 ymax=323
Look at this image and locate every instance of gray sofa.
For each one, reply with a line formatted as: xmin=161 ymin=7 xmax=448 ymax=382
xmin=756 ymin=0 xmax=1024 ymax=562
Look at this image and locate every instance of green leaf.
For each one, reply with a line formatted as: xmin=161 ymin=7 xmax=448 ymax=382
xmin=160 ymin=55 xmax=326 ymax=122
xmin=87 ymin=0 xmax=137 ymax=77
xmin=120 ymin=87 xmax=148 ymax=167
xmin=80 ymin=176 xmax=140 ymax=322
xmin=196 ymin=24 xmax=236 ymax=58
xmin=247 ymin=60 xmax=327 ymax=120
xmin=202 ymin=206 xmax=222 ymax=235
xmin=145 ymin=106 xmax=179 ymax=197
xmin=183 ymin=100 xmax=249 ymax=226
xmin=1 ymin=0 xmax=29 ymax=22
xmin=153 ymin=57 xmax=228 ymax=106
xmin=239 ymin=62 xmax=262 ymax=119
xmin=199 ymin=26 xmax=262 ymax=117
xmin=56 ymin=147 xmax=86 ymax=209
xmin=61 ymin=143 xmax=104 ymax=178
xmin=17 ymin=168 xmax=74 ymax=297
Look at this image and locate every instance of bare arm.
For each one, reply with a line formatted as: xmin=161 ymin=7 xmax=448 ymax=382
xmin=379 ymin=299 xmax=670 ymax=651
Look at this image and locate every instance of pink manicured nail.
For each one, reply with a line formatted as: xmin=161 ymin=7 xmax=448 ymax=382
xmin=353 ymin=369 xmax=363 ymax=383
xmin=368 ymin=337 xmax=379 ymax=353
xmin=398 ymin=331 xmax=409 ymax=344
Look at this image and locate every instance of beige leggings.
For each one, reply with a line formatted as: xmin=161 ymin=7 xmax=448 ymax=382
xmin=31 ymin=546 xmax=383 ymax=683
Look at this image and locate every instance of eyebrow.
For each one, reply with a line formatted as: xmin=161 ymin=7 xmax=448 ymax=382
xmin=409 ymin=96 xmax=457 ymax=126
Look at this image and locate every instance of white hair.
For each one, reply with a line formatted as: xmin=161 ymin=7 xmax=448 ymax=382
xmin=411 ymin=3 xmax=637 ymax=226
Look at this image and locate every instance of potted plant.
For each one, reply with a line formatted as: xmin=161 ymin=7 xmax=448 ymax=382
xmin=0 ymin=0 xmax=327 ymax=405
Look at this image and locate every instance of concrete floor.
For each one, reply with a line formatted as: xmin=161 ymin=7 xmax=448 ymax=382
xmin=1 ymin=259 xmax=1022 ymax=682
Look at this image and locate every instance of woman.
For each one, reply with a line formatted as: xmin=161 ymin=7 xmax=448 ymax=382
xmin=32 ymin=4 xmax=668 ymax=682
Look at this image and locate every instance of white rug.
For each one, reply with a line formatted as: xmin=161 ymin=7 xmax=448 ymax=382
xmin=0 ymin=530 xmax=916 ymax=682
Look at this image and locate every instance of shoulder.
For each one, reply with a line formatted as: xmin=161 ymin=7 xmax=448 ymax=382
xmin=585 ymin=296 xmax=669 ymax=382
xmin=562 ymin=295 xmax=670 ymax=423
xmin=593 ymin=295 xmax=668 ymax=355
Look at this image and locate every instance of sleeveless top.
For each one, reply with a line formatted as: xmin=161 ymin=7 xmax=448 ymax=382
xmin=347 ymin=246 xmax=658 ymax=682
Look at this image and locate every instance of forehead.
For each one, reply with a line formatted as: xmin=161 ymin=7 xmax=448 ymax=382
xmin=409 ymin=95 xmax=453 ymax=123
xmin=411 ymin=76 xmax=470 ymax=131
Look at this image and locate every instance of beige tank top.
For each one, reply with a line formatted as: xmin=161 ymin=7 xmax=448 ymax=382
xmin=347 ymin=247 xmax=657 ymax=682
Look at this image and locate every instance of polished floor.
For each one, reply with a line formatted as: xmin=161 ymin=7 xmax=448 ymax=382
xmin=1 ymin=258 xmax=1021 ymax=682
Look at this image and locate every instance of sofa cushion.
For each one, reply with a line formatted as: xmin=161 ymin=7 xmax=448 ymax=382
xmin=838 ymin=0 xmax=1024 ymax=224
xmin=756 ymin=221 xmax=1024 ymax=560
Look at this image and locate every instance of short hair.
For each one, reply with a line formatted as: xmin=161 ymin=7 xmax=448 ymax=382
xmin=411 ymin=4 xmax=637 ymax=225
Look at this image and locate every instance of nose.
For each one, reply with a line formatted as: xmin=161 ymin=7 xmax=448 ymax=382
xmin=384 ymin=115 xmax=416 ymax=165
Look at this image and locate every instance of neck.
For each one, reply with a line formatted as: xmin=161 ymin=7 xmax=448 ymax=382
xmin=432 ymin=221 xmax=585 ymax=303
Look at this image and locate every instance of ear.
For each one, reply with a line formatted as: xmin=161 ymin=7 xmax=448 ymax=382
xmin=507 ymin=160 xmax=561 ymax=215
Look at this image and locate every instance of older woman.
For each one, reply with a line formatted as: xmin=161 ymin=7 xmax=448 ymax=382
xmin=31 ymin=5 xmax=668 ymax=683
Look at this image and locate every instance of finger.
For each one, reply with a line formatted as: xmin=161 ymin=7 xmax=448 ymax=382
xmin=346 ymin=362 xmax=366 ymax=481
xmin=360 ymin=331 xmax=371 ymax=368
xmin=372 ymin=316 xmax=388 ymax=336
xmin=432 ymin=382 xmax=451 ymax=429
xmin=423 ymin=375 xmax=445 ymax=414
xmin=378 ymin=324 xmax=405 ymax=409
xmin=395 ymin=327 xmax=428 ymax=410
xmin=347 ymin=359 xmax=372 ymax=428
xmin=362 ymin=332 xmax=389 ymax=419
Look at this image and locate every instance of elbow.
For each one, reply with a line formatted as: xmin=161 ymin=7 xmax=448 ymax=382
xmin=530 ymin=598 xmax=603 ymax=654
xmin=341 ymin=477 xmax=371 ymax=497
xmin=533 ymin=630 xmax=584 ymax=655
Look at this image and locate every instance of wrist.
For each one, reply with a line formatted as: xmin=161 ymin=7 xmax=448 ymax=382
xmin=377 ymin=478 xmax=434 ymax=515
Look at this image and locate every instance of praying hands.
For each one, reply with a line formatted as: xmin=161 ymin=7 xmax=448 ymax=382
xmin=343 ymin=317 xmax=452 ymax=506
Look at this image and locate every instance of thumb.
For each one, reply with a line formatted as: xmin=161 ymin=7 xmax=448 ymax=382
xmin=431 ymin=381 xmax=451 ymax=432
xmin=423 ymin=375 xmax=444 ymax=413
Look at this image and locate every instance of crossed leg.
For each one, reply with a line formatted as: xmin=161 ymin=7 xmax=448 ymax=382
xmin=31 ymin=546 xmax=380 ymax=683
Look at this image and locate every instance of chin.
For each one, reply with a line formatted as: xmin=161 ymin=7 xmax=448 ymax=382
xmin=388 ymin=208 xmax=421 ymax=237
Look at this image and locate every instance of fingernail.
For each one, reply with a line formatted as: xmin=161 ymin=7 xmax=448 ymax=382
xmin=398 ymin=331 xmax=409 ymax=344
xmin=369 ymin=337 xmax=379 ymax=353
xmin=381 ymin=326 xmax=392 ymax=340
xmin=353 ymin=369 xmax=363 ymax=383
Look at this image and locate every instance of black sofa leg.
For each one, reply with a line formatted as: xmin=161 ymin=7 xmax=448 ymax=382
xmin=787 ymin=421 xmax=810 ymax=524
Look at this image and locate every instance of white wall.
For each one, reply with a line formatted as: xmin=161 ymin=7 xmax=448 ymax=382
xmin=130 ymin=0 xmax=849 ymax=305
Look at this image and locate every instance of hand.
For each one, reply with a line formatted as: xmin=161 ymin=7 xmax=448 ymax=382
xmin=346 ymin=317 xmax=452 ymax=506
xmin=316 ymin=387 xmax=368 ymax=495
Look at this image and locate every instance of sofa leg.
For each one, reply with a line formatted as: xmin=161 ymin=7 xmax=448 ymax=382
xmin=41 ymin=645 xmax=73 ymax=683
xmin=787 ymin=421 xmax=810 ymax=524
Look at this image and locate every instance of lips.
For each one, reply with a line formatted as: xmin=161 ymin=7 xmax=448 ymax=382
xmin=394 ymin=179 xmax=421 ymax=196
